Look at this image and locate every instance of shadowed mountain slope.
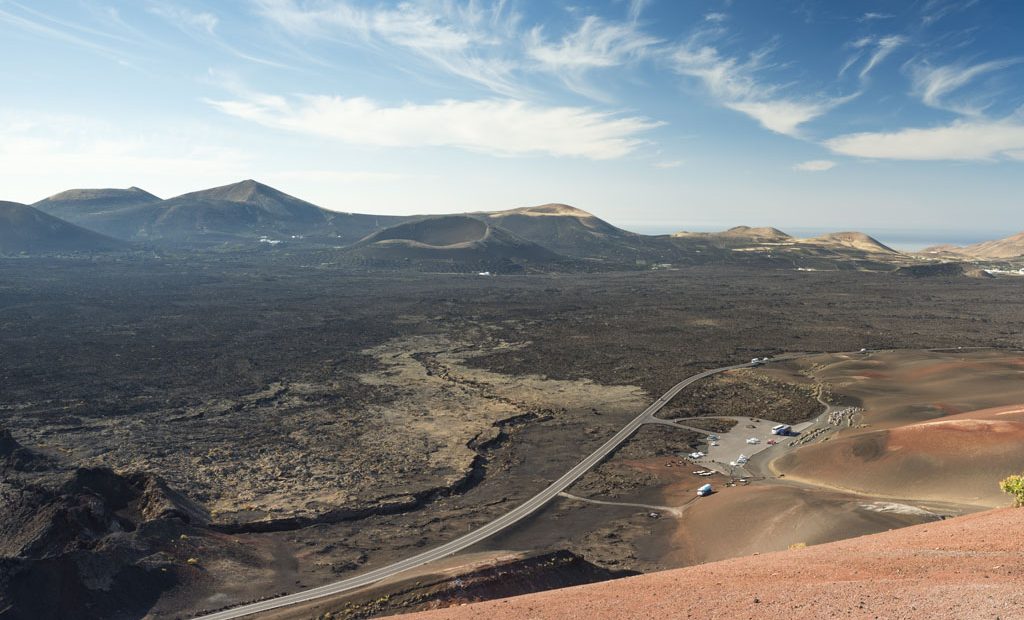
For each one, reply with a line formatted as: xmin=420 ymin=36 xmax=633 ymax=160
xmin=15 ymin=184 xmax=920 ymax=270
xmin=32 ymin=180 xmax=405 ymax=245
xmin=33 ymin=187 xmax=163 ymax=240
xmin=0 ymin=202 xmax=127 ymax=254
xmin=477 ymin=204 xmax=668 ymax=263
xmin=141 ymin=180 xmax=337 ymax=243
xmin=346 ymin=215 xmax=562 ymax=269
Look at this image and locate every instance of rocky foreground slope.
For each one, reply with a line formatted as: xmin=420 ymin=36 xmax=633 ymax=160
xmin=401 ymin=507 xmax=1024 ymax=620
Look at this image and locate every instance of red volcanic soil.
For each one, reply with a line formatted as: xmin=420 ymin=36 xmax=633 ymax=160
xmin=771 ymin=404 xmax=1024 ymax=507
xmin=399 ymin=507 xmax=1024 ymax=620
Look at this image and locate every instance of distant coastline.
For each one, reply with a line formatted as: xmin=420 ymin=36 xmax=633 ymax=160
xmin=623 ymin=224 xmax=1016 ymax=253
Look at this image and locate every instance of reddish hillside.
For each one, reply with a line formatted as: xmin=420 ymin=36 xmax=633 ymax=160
xmin=399 ymin=507 xmax=1023 ymax=620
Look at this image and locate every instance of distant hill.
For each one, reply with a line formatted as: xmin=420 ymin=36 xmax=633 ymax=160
xmin=33 ymin=187 xmax=163 ymax=240
xmin=673 ymin=226 xmax=792 ymax=243
xmin=479 ymin=204 xmax=678 ymax=263
xmin=668 ymin=226 xmax=911 ymax=270
xmin=923 ymin=231 xmax=1024 ymax=260
xmin=33 ymin=180 xmax=404 ymax=245
xmin=13 ymin=182 xmax=931 ymax=271
xmin=346 ymin=215 xmax=561 ymax=270
xmin=34 ymin=186 xmax=161 ymax=214
xmin=139 ymin=179 xmax=337 ymax=243
xmin=808 ymin=231 xmax=898 ymax=254
xmin=0 ymin=201 xmax=127 ymax=254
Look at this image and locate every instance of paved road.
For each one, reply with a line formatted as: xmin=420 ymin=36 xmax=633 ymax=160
xmin=193 ymin=361 xmax=752 ymax=620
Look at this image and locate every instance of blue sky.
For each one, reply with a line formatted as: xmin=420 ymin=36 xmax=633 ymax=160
xmin=2 ymin=0 xmax=1023 ymax=240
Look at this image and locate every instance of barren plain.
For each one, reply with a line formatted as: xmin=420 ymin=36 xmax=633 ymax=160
xmin=2 ymin=257 xmax=1024 ymax=618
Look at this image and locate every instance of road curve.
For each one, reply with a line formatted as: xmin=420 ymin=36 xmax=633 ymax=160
xmin=193 ymin=362 xmax=752 ymax=620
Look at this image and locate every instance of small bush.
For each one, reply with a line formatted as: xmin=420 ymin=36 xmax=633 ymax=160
xmin=788 ymin=542 xmax=807 ymax=551
xmin=1000 ymin=475 xmax=1024 ymax=507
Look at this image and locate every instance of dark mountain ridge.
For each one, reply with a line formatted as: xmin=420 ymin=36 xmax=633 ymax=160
xmin=0 ymin=201 xmax=127 ymax=254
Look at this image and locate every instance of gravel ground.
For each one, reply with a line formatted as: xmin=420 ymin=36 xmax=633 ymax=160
xmin=400 ymin=507 xmax=1024 ymax=620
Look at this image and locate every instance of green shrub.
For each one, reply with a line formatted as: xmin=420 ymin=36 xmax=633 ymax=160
xmin=1000 ymin=475 xmax=1024 ymax=507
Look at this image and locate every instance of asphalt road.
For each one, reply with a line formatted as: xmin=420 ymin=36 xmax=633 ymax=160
xmin=192 ymin=361 xmax=752 ymax=620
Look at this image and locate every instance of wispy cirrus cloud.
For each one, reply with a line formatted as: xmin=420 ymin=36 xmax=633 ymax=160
xmin=670 ymin=38 xmax=855 ymax=137
xmin=207 ymin=92 xmax=662 ymax=160
xmin=858 ymin=35 xmax=907 ymax=79
xmin=147 ymin=1 xmax=291 ymax=68
xmin=526 ymin=15 xmax=660 ymax=98
xmin=826 ymin=53 xmax=1024 ymax=161
xmin=252 ymin=0 xmax=523 ymax=95
xmin=909 ymin=57 xmax=1023 ymax=115
xmin=839 ymin=35 xmax=907 ymax=80
xmin=627 ymin=0 xmax=649 ymax=23
xmin=0 ymin=1 xmax=132 ymax=59
xmin=527 ymin=16 xmax=659 ymax=70
xmin=921 ymin=0 xmax=979 ymax=26
xmin=858 ymin=12 xmax=894 ymax=22
xmin=146 ymin=2 xmax=218 ymax=35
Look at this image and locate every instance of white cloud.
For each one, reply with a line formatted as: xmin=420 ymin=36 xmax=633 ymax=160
xmin=628 ymin=0 xmax=649 ymax=22
xmin=671 ymin=40 xmax=854 ymax=137
xmin=839 ymin=35 xmax=906 ymax=80
xmin=653 ymin=160 xmax=683 ymax=169
xmin=525 ymin=15 xmax=660 ymax=98
xmin=824 ymin=117 xmax=1024 ymax=161
xmin=704 ymin=12 xmax=728 ymax=23
xmin=910 ymin=58 xmax=1022 ymax=114
xmin=921 ymin=0 xmax=979 ymax=26
xmin=0 ymin=3 xmax=127 ymax=58
xmin=793 ymin=159 xmax=836 ymax=171
xmin=527 ymin=16 xmax=659 ymax=70
xmin=859 ymin=35 xmax=906 ymax=79
xmin=725 ymin=100 xmax=845 ymax=137
xmin=207 ymin=93 xmax=662 ymax=160
xmin=253 ymin=0 xmax=522 ymax=95
xmin=147 ymin=2 xmax=218 ymax=35
xmin=858 ymin=12 xmax=894 ymax=22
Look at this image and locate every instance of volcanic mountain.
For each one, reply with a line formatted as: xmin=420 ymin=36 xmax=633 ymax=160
xmin=809 ymin=231 xmax=898 ymax=254
xmin=669 ymin=226 xmax=910 ymax=269
xmin=476 ymin=204 xmax=669 ymax=263
xmin=923 ymin=231 xmax=1024 ymax=260
xmin=0 ymin=201 xmax=127 ymax=254
xmin=140 ymin=180 xmax=341 ymax=243
xmin=673 ymin=225 xmax=793 ymax=243
xmin=33 ymin=180 xmax=403 ymax=245
xmin=33 ymin=187 xmax=163 ymax=240
xmin=347 ymin=215 xmax=561 ymax=268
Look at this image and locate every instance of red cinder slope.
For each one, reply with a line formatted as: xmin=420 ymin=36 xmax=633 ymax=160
xmin=398 ymin=507 xmax=1024 ymax=620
